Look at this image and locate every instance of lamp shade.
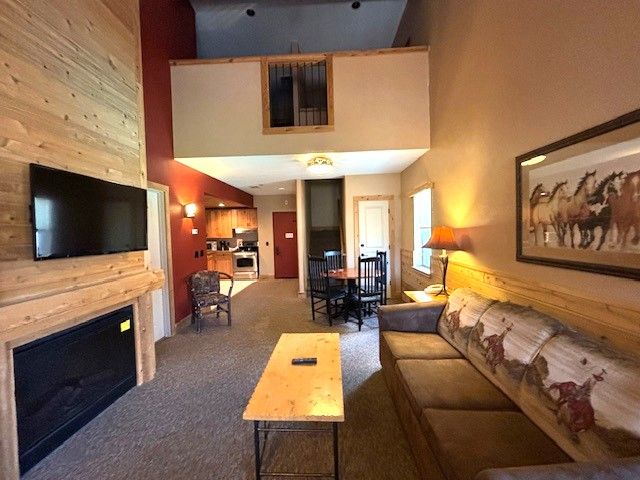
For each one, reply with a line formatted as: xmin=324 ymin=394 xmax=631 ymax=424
xmin=423 ymin=226 xmax=459 ymax=250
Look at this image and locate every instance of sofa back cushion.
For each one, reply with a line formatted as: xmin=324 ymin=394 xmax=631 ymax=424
xmin=520 ymin=330 xmax=640 ymax=461
xmin=467 ymin=302 xmax=564 ymax=400
xmin=438 ymin=288 xmax=496 ymax=355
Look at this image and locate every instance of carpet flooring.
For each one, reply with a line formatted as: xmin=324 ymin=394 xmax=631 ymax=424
xmin=24 ymin=279 xmax=420 ymax=480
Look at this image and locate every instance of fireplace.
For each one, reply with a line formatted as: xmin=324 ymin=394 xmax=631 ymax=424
xmin=13 ymin=306 xmax=137 ymax=473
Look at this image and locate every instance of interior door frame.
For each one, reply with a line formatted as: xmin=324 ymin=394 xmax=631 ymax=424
xmin=147 ymin=181 xmax=176 ymax=335
xmin=354 ymin=195 xmax=395 ymax=296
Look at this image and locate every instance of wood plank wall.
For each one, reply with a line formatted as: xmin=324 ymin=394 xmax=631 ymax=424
xmin=400 ymin=249 xmax=640 ymax=355
xmin=0 ymin=0 xmax=147 ymax=306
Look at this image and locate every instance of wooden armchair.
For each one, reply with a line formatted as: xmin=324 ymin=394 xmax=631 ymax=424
xmin=188 ymin=270 xmax=233 ymax=332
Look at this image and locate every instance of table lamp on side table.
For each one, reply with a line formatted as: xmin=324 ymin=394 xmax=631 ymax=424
xmin=423 ymin=225 xmax=460 ymax=296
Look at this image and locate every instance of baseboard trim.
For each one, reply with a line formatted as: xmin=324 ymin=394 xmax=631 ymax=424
xmin=175 ymin=314 xmax=192 ymax=333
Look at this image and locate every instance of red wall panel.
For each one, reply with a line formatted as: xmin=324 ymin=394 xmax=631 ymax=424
xmin=139 ymin=0 xmax=252 ymax=322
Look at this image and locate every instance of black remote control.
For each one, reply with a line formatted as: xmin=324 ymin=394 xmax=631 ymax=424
xmin=292 ymin=357 xmax=317 ymax=365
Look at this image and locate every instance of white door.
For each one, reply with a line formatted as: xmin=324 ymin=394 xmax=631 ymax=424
xmin=357 ymin=200 xmax=391 ymax=295
xmin=147 ymin=189 xmax=171 ymax=341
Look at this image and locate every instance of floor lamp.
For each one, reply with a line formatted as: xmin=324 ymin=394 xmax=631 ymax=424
xmin=423 ymin=226 xmax=460 ymax=296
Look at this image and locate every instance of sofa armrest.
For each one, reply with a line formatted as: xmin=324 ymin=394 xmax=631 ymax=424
xmin=378 ymin=301 xmax=446 ymax=333
xmin=475 ymin=457 xmax=640 ymax=480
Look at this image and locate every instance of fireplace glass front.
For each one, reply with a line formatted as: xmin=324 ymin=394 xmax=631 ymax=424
xmin=13 ymin=305 xmax=136 ymax=473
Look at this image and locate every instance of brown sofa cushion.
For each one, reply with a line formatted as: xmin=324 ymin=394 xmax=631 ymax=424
xmin=382 ymin=331 xmax=463 ymax=361
xmin=420 ymin=409 xmax=571 ymax=480
xmin=396 ymin=359 xmax=516 ymax=416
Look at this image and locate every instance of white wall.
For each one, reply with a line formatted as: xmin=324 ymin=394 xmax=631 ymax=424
xmin=171 ymin=50 xmax=429 ymax=157
xmin=254 ymin=194 xmax=296 ymax=277
xmin=343 ymin=173 xmax=402 ymax=295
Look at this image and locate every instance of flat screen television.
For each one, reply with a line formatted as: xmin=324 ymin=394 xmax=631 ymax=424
xmin=30 ymin=164 xmax=148 ymax=260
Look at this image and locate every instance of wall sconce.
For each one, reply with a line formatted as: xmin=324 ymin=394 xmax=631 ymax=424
xmin=184 ymin=203 xmax=197 ymax=218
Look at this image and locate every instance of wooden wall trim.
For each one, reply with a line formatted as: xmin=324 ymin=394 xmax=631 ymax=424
xmin=401 ymin=252 xmax=640 ymax=354
xmin=147 ymin=181 xmax=176 ymax=333
xmin=170 ymin=45 xmax=429 ymax=66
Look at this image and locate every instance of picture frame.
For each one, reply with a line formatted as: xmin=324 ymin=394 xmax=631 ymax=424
xmin=516 ymin=108 xmax=640 ymax=280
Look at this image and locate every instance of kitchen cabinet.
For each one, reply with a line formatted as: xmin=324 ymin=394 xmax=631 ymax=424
xmin=233 ymin=208 xmax=258 ymax=229
xmin=207 ymin=209 xmax=233 ymax=238
xmin=207 ymin=251 xmax=234 ymax=276
xmin=206 ymin=208 xmax=257 ymax=238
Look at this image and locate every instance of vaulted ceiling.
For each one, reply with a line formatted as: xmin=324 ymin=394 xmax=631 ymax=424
xmin=190 ymin=0 xmax=408 ymax=58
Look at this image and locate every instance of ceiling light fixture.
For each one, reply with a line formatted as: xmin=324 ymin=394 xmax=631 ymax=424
xmin=307 ymin=156 xmax=334 ymax=175
xmin=218 ymin=202 xmax=226 ymax=207
xmin=278 ymin=187 xmax=285 ymax=190
xmin=520 ymin=154 xmax=547 ymax=166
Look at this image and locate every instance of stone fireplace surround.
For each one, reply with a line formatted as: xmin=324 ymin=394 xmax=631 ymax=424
xmin=0 ymin=269 xmax=164 ymax=479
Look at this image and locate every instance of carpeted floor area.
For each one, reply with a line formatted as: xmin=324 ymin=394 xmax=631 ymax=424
xmin=24 ymin=278 xmax=419 ymax=480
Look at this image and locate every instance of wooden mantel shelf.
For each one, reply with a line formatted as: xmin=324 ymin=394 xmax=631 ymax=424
xmin=0 ymin=269 xmax=164 ymax=347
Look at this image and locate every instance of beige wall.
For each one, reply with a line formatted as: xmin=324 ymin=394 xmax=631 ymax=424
xmin=170 ymin=50 xmax=429 ymax=157
xmin=344 ymin=173 xmax=402 ymax=295
xmin=255 ymin=194 xmax=297 ymax=277
xmin=397 ymin=0 xmax=640 ymax=307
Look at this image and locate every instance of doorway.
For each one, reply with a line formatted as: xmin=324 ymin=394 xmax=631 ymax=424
xmin=355 ymin=197 xmax=394 ymax=297
xmin=147 ymin=185 xmax=173 ymax=341
xmin=273 ymin=211 xmax=299 ymax=278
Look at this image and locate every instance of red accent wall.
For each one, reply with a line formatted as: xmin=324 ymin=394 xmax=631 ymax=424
xmin=140 ymin=0 xmax=253 ymax=322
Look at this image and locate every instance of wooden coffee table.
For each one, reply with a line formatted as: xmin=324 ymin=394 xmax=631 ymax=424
xmin=243 ymin=333 xmax=344 ymax=479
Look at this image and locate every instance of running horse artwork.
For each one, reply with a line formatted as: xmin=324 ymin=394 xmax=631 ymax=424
xmin=609 ymin=169 xmax=640 ymax=248
xmin=481 ymin=322 xmax=514 ymax=374
xmin=529 ymin=182 xmax=568 ymax=246
xmin=557 ymin=171 xmax=597 ymax=248
xmin=516 ymin=107 xmax=640 ymax=280
xmin=576 ymin=172 xmax=625 ymax=250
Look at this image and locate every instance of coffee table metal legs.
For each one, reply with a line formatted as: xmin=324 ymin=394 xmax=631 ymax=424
xmin=333 ymin=422 xmax=340 ymax=480
xmin=252 ymin=421 xmax=340 ymax=479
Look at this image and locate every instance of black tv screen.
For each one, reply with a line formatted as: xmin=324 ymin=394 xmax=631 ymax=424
xmin=30 ymin=164 xmax=148 ymax=260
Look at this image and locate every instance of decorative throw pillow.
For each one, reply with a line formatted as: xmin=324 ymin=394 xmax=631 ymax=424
xmin=520 ymin=330 xmax=640 ymax=461
xmin=437 ymin=288 xmax=496 ymax=356
xmin=467 ymin=302 xmax=563 ymax=401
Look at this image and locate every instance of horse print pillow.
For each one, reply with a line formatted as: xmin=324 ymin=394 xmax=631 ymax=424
xmin=467 ymin=302 xmax=564 ymax=401
xmin=520 ymin=330 xmax=640 ymax=461
xmin=437 ymin=288 xmax=496 ymax=356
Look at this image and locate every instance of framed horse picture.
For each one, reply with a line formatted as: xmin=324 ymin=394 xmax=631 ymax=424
xmin=516 ymin=108 xmax=640 ymax=280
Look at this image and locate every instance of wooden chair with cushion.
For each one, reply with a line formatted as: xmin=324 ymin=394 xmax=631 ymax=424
xmin=349 ymin=255 xmax=384 ymax=331
xmin=308 ymin=255 xmax=346 ymax=326
xmin=188 ymin=270 xmax=233 ymax=332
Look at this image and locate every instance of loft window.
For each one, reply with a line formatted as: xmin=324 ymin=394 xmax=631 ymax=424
xmin=261 ymin=55 xmax=334 ymax=134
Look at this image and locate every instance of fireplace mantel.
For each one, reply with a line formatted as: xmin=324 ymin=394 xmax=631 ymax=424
xmin=0 ymin=269 xmax=164 ymax=479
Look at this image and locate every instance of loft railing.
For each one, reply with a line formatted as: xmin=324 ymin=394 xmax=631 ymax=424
xmin=260 ymin=54 xmax=334 ymax=134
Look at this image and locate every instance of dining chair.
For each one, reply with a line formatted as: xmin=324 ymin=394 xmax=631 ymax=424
xmin=376 ymin=250 xmax=388 ymax=305
xmin=323 ymin=250 xmax=343 ymax=270
xmin=350 ymin=256 xmax=384 ymax=331
xmin=188 ymin=270 xmax=234 ymax=332
xmin=308 ymin=255 xmax=346 ymax=326
xmin=323 ymin=250 xmax=344 ymax=288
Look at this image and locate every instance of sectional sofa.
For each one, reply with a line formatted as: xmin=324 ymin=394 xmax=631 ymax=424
xmin=378 ymin=288 xmax=640 ymax=480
